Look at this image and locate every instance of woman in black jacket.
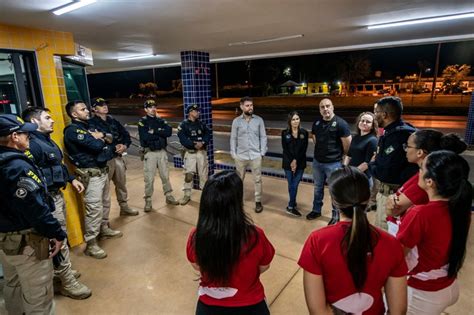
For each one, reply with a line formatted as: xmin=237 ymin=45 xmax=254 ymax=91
xmin=281 ymin=111 xmax=308 ymax=217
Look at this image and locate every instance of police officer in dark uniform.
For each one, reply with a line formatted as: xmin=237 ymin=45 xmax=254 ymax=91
xmin=177 ymin=104 xmax=211 ymax=205
xmin=0 ymin=114 xmax=65 ymax=314
xmin=138 ymin=99 xmax=179 ymax=212
xmin=21 ymin=107 xmax=92 ymax=299
xmin=89 ymin=97 xmax=139 ymax=219
xmin=63 ymin=100 xmax=118 ymax=259
xmin=369 ymin=96 xmax=417 ymax=230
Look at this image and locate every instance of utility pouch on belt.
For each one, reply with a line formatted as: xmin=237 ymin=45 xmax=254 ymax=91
xmin=139 ymin=147 xmax=150 ymax=161
xmin=26 ymin=233 xmax=50 ymax=261
xmin=0 ymin=234 xmax=24 ymax=255
xmin=75 ymin=168 xmax=90 ymax=187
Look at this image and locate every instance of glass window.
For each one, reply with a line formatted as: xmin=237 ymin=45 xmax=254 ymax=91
xmin=62 ymin=60 xmax=90 ymax=106
xmin=0 ymin=51 xmax=43 ymax=114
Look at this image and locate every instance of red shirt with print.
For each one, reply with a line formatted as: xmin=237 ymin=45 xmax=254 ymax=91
xmin=186 ymin=226 xmax=275 ymax=307
xmin=397 ymin=200 xmax=455 ymax=291
xmin=298 ymin=221 xmax=407 ymax=315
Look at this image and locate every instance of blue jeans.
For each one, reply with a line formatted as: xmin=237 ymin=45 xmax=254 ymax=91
xmin=285 ymin=169 xmax=304 ymax=209
xmin=311 ymin=159 xmax=342 ymax=220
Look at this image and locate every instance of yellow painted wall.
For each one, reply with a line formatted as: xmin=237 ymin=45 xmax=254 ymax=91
xmin=0 ymin=23 xmax=85 ymax=246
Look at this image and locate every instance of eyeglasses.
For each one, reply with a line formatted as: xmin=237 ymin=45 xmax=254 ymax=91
xmin=403 ymin=143 xmax=417 ymax=151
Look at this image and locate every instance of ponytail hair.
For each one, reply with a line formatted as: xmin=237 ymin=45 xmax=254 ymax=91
xmin=413 ymin=129 xmax=467 ymax=154
xmin=328 ymin=166 xmax=378 ymax=290
xmin=423 ymin=151 xmax=472 ymax=277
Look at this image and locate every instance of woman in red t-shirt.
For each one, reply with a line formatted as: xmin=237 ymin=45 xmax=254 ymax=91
xmin=186 ymin=170 xmax=275 ymax=315
xmin=397 ymin=151 xmax=472 ymax=314
xmin=299 ymin=166 xmax=408 ymax=315
xmin=385 ymin=130 xmax=466 ymax=235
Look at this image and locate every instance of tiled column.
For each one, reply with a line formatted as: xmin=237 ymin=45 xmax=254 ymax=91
xmin=180 ymin=51 xmax=214 ymax=187
xmin=466 ymin=93 xmax=474 ymax=145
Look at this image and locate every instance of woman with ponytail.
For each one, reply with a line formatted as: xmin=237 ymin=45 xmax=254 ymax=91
xmin=386 ymin=130 xmax=466 ymax=222
xmin=397 ymin=151 xmax=472 ymax=314
xmin=299 ymin=166 xmax=407 ymax=315
xmin=186 ymin=170 xmax=275 ymax=315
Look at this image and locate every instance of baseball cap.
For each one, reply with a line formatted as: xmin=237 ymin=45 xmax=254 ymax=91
xmin=186 ymin=104 xmax=200 ymax=114
xmin=0 ymin=114 xmax=37 ymax=136
xmin=91 ymin=97 xmax=108 ymax=108
xmin=144 ymin=99 xmax=157 ymax=108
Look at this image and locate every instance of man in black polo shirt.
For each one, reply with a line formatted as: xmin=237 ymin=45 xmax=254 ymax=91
xmin=306 ymin=98 xmax=352 ymax=224
xmin=369 ymin=96 xmax=417 ymax=230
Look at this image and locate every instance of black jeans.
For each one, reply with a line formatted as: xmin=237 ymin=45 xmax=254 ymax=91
xmin=196 ymin=299 xmax=270 ymax=315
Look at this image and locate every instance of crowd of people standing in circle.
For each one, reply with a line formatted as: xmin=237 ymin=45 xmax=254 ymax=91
xmin=188 ymin=96 xmax=472 ymax=314
xmin=0 ymin=94 xmax=471 ymax=315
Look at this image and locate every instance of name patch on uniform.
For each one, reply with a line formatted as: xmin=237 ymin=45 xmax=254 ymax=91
xmin=26 ymin=170 xmax=42 ymax=184
xmin=384 ymin=146 xmax=395 ymax=155
xmin=76 ymin=129 xmax=87 ymax=134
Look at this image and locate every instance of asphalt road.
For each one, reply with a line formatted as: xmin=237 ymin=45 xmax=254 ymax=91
xmin=116 ymin=113 xmax=473 ymax=183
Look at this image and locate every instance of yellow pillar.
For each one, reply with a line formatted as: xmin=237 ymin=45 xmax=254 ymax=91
xmin=0 ymin=23 xmax=85 ymax=246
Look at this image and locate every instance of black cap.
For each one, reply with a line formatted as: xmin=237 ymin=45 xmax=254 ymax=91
xmin=186 ymin=104 xmax=200 ymax=114
xmin=144 ymin=99 xmax=156 ymax=108
xmin=91 ymin=97 xmax=108 ymax=108
xmin=0 ymin=114 xmax=37 ymax=136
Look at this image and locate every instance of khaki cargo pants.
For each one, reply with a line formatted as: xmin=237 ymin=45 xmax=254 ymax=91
xmin=143 ymin=150 xmax=173 ymax=201
xmin=182 ymin=150 xmax=208 ymax=197
xmin=103 ymin=156 xmax=129 ymax=226
xmin=0 ymin=243 xmax=54 ymax=315
xmin=375 ymin=182 xmax=400 ymax=231
xmin=80 ymin=169 xmax=108 ymax=242
xmin=50 ymin=191 xmax=75 ymax=284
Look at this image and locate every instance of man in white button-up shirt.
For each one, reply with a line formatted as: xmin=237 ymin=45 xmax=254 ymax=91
xmin=230 ymin=96 xmax=268 ymax=213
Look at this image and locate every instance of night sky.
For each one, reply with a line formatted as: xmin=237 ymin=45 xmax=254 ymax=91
xmin=88 ymin=40 xmax=474 ymax=98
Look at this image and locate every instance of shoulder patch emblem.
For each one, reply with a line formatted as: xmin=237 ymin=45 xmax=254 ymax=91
xmin=138 ymin=121 xmax=144 ymax=127
xmin=384 ymin=145 xmax=395 ymax=155
xmin=15 ymin=188 xmax=28 ymax=199
xmin=315 ymin=121 xmax=320 ymax=126
xmin=77 ymin=134 xmax=85 ymax=140
xmin=286 ymin=134 xmax=291 ymax=139
xmin=18 ymin=177 xmax=39 ymax=191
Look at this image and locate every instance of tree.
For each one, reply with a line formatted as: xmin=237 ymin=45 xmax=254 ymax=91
xmin=337 ymin=55 xmax=371 ymax=95
xmin=442 ymin=64 xmax=471 ymax=94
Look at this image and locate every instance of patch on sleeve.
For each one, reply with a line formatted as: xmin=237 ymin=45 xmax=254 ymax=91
xmin=384 ymin=145 xmax=395 ymax=155
xmin=15 ymin=188 xmax=28 ymax=199
xmin=138 ymin=121 xmax=144 ymax=127
xmin=18 ymin=177 xmax=39 ymax=191
xmin=77 ymin=134 xmax=85 ymax=140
